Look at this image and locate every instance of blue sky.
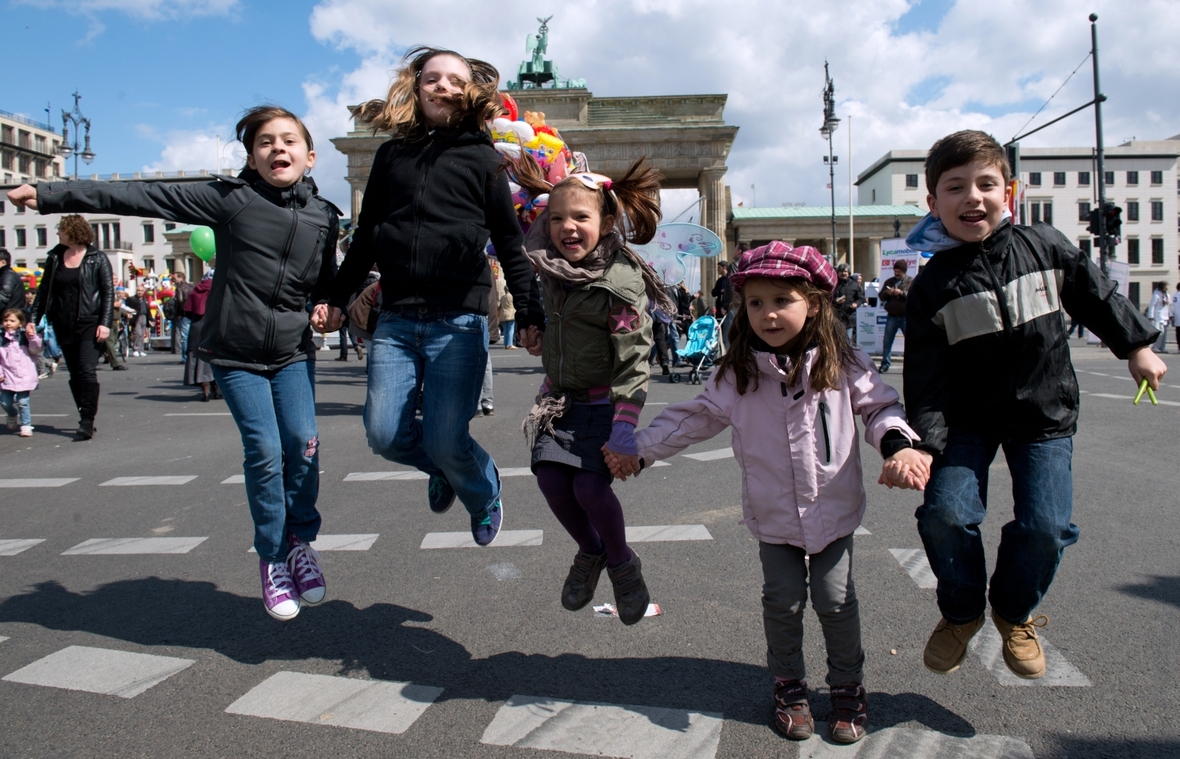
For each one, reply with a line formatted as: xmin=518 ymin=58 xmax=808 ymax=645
xmin=5 ymin=0 xmax=1178 ymax=214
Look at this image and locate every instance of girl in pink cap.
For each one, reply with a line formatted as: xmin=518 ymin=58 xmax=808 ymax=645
xmin=606 ymin=241 xmax=928 ymax=745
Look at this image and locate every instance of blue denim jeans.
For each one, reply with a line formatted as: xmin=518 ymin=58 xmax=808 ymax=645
xmin=1 ymin=390 xmax=31 ymax=426
xmin=177 ymin=316 xmax=192 ymax=356
xmin=212 ymin=360 xmax=320 ymax=562
xmin=879 ymin=315 xmax=905 ymax=371
xmin=500 ymin=319 xmax=515 ymax=348
xmin=916 ymin=430 xmax=1078 ymax=625
xmin=366 ymin=309 xmax=499 ymax=517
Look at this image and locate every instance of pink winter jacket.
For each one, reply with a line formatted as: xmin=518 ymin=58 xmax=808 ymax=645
xmin=636 ymin=347 xmax=919 ymax=554
xmin=0 ymin=329 xmax=42 ymax=393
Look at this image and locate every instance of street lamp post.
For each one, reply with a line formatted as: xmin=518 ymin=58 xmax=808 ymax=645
xmin=57 ymin=91 xmax=96 ymax=180
xmin=819 ymin=61 xmax=840 ymax=266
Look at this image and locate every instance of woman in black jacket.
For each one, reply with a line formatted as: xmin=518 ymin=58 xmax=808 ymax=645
xmin=10 ymin=106 xmax=339 ymax=623
xmin=31 ymin=214 xmax=112 ymax=439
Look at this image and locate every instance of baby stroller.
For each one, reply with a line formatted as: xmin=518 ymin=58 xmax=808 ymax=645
xmin=671 ymin=314 xmax=724 ymax=384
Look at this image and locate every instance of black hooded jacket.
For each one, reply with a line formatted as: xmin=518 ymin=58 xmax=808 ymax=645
xmin=0 ymin=264 xmax=26 ymax=313
xmin=904 ymin=219 xmax=1158 ymax=453
xmin=37 ymin=171 xmax=340 ymax=371
xmin=329 ymin=123 xmax=541 ymax=329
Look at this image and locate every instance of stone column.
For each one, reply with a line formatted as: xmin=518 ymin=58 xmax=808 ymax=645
xmin=351 ymin=182 xmax=365 ymax=223
xmin=868 ymin=237 xmax=882 ymax=281
xmin=699 ymin=167 xmax=728 ymax=306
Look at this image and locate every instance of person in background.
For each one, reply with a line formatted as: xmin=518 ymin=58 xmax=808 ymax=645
xmin=170 ymin=270 xmax=193 ymax=358
xmin=103 ymin=281 xmax=127 ymax=371
xmin=124 ymin=284 xmax=149 ymax=356
xmin=877 ymin=260 xmax=911 ymax=373
xmin=497 ymin=259 xmax=517 ymax=350
xmin=1172 ymin=281 xmax=1180 ymax=352
xmin=832 ymin=264 xmax=864 ymax=340
xmin=0 ymin=248 xmax=27 ymax=313
xmin=0 ymin=308 xmax=42 ymax=437
xmin=1148 ymin=281 xmax=1170 ymax=353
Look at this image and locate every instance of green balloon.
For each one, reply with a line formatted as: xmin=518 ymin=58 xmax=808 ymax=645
xmin=190 ymin=226 xmax=216 ymax=262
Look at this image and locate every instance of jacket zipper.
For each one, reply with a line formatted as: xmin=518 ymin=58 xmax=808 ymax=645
xmin=409 ymin=139 xmax=437 ymax=302
xmin=818 ymin=401 xmax=832 ymax=464
xmin=978 ymin=244 xmax=1014 ymax=334
xmin=265 ymin=200 xmax=299 ymax=364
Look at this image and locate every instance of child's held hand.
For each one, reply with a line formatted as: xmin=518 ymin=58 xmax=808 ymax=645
xmin=601 ymin=446 xmax=641 ymax=481
xmin=521 ymin=326 xmax=543 ymax=356
xmin=879 ymin=448 xmax=933 ymax=490
xmin=1128 ymin=345 xmax=1167 ymax=390
xmin=25 ymin=323 xmax=36 ymax=338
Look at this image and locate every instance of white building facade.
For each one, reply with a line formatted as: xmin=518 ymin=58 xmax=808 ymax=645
xmin=0 ymin=110 xmax=64 ymax=187
xmin=856 ymin=135 xmax=1180 ymax=307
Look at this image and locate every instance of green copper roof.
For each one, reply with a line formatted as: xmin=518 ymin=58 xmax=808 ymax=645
xmin=732 ymin=204 xmax=927 ymax=220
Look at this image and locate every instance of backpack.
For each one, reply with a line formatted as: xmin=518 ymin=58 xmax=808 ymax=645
xmin=162 ymin=297 xmax=178 ymax=320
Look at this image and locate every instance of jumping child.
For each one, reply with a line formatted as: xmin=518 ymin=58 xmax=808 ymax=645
xmin=0 ymin=308 xmax=42 ymax=437
xmin=519 ymin=158 xmax=675 ymax=626
xmin=606 ymin=242 xmax=928 ymax=743
xmin=8 ymin=105 xmax=341 ymax=622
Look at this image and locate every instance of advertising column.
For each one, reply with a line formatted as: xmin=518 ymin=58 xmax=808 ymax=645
xmin=857 ymin=239 xmax=921 ymax=355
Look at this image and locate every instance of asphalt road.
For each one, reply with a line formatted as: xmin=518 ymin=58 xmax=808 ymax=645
xmin=0 ymin=339 xmax=1177 ymax=759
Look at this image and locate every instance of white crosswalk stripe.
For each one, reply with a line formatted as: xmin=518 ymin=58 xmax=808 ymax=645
xmin=221 ymin=475 xmax=245 ymax=484
xmin=969 ymin=626 xmax=1092 ymax=687
xmin=480 ymin=694 xmax=723 ymax=759
xmin=799 ymin=726 xmax=1034 ymax=758
xmin=682 ymin=447 xmax=734 ymax=461
xmin=225 ymin=671 xmax=443 ymax=734
xmin=2 ymin=645 xmax=194 ymax=698
xmin=344 ymin=471 xmax=427 ymax=481
xmin=100 ymin=476 xmax=198 ymax=486
xmin=62 ymin=537 xmax=208 ymax=555
xmin=0 ymin=478 xmax=78 ymax=488
xmin=889 ymin=548 xmax=938 ymax=589
xmin=420 ymin=530 xmax=544 ymax=549
xmin=0 ymin=539 xmax=46 ymax=556
xmin=626 ymin=524 xmax=712 ymax=542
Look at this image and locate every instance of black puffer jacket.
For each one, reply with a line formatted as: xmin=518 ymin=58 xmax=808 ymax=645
xmin=904 ymin=219 xmax=1158 ymax=453
xmin=37 ymin=171 xmax=340 ymax=371
xmin=330 ymin=123 xmax=541 ymax=329
xmin=0 ymin=264 xmax=26 ymax=313
xmin=32 ymin=245 xmax=113 ymax=333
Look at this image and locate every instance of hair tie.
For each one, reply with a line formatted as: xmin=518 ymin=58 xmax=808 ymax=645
xmin=603 ymin=179 xmax=613 ymax=191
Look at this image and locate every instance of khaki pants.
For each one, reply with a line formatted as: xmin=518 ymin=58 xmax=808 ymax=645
xmin=759 ymin=533 xmax=864 ymax=685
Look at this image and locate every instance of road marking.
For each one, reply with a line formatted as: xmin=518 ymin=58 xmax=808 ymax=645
xmin=487 ymin=562 xmax=523 ymax=580
xmin=420 ymin=530 xmax=543 ymax=549
xmin=0 ymin=478 xmax=78 ymax=488
xmin=683 ymin=447 xmax=734 ymax=461
xmin=33 ymin=414 xmax=69 ymax=417
xmin=62 ymin=537 xmax=208 ymax=555
xmin=854 ymin=526 xmax=871 ymax=536
xmin=799 ymin=726 xmax=1033 ymax=758
xmin=248 ymin=534 xmax=379 ymax=553
xmin=163 ymin=412 xmax=233 ymax=416
xmin=626 ymin=525 xmax=712 ymax=542
xmin=100 ymin=476 xmax=198 ymax=486
xmin=500 ymin=467 xmax=533 ymax=477
xmin=0 ymin=636 xmax=7 ymax=643
xmin=1085 ymin=391 xmax=1180 ymax=407
xmin=2 ymin=645 xmax=194 ymax=698
xmin=650 ymin=460 xmax=672 ymax=468
xmin=0 ymin=539 xmax=46 ymax=556
xmin=969 ymin=626 xmax=1092 ymax=687
xmin=481 ymin=694 xmax=723 ymax=759
xmin=226 ymin=671 xmax=443 ymax=734
xmin=344 ymin=471 xmax=428 ymax=482
xmin=221 ymin=475 xmax=245 ymax=484
xmin=889 ymin=548 xmax=938 ymax=589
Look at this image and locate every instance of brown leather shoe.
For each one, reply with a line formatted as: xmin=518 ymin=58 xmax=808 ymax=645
xmin=923 ymin=614 xmax=986 ymax=674
xmin=992 ymin=611 xmax=1048 ymax=679
xmin=772 ymin=679 xmax=814 ymax=740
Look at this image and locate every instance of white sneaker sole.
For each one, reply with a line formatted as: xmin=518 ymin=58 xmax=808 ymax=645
xmin=264 ymin=598 xmax=301 ymax=621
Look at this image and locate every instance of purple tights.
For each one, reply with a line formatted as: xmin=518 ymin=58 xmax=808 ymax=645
xmin=535 ymin=463 xmax=632 ymax=568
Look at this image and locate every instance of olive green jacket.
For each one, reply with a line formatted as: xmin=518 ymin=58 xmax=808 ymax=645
xmin=540 ymin=251 xmax=652 ymax=426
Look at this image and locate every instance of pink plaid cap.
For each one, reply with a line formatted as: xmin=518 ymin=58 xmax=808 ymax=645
xmin=729 ymin=241 xmax=837 ymax=293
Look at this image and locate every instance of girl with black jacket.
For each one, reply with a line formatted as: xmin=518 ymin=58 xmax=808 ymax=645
xmin=10 ymin=106 xmax=339 ymax=623
xmin=31 ymin=214 xmax=112 ymax=439
xmin=326 ymin=47 xmax=541 ymax=547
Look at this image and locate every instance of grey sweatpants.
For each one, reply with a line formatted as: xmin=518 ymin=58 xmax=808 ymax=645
xmin=759 ymin=533 xmax=864 ymax=685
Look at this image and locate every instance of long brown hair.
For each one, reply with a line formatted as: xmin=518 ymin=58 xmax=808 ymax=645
xmin=715 ymin=277 xmax=860 ymax=395
xmin=549 ymin=157 xmax=663 ymax=245
xmin=351 ymin=46 xmax=502 ymax=141
xmin=235 ymin=105 xmax=314 ymax=155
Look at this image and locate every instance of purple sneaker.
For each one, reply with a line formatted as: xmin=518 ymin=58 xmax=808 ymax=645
xmin=287 ymin=535 xmax=326 ymax=605
xmin=259 ymin=558 xmax=301 ymax=621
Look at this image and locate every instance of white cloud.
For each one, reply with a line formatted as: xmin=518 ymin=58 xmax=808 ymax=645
xmin=140 ymin=126 xmax=245 ymax=174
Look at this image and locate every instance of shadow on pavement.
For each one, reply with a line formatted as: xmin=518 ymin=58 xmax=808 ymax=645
xmin=1118 ymin=574 xmax=1180 ymax=609
xmin=0 ymin=578 xmax=975 ymax=735
xmin=314 ymin=402 xmax=363 ymax=416
xmin=1047 ymin=734 xmax=1180 ymax=758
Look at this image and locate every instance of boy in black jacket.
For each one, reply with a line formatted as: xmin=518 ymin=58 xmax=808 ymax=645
xmin=902 ymin=130 xmax=1165 ymax=680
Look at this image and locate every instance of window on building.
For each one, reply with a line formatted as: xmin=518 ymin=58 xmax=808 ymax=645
xmin=0 ymin=150 xmax=11 ymax=170
xmin=90 ymin=223 xmax=99 ymax=242
xmin=1029 ymin=172 xmax=1042 ymax=186
xmin=871 ymin=189 xmax=876 ymax=203
xmin=1043 ymin=202 xmax=1053 ymax=226
xmin=1129 ymin=281 xmax=1141 ymax=309
xmin=1053 ymin=172 xmax=1066 ymax=186
xmin=1030 ymin=203 xmax=1041 ymax=224
xmin=1079 ymin=239 xmax=1092 ymax=257
xmin=34 ymin=135 xmax=46 ymax=153
xmin=1127 ymin=201 xmax=1140 ymax=221
xmin=18 ymin=155 xmax=30 ymax=174
xmin=1078 ymin=202 xmax=1091 ymax=221
xmin=143 ymin=257 xmax=155 ymax=273
xmin=1078 ymin=171 xmax=1090 ymax=186
xmin=0 ymin=201 xmax=5 ymax=214
xmin=163 ymin=222 xmax=176 ymax=231
xmin=1127 ymin=170 xmax=1139 ymax=185
xmin=1151 ymin=200 xmax=1164 ymax=221
xmin=0 ymin=125 xmax=12 ymax=143
xmin=14 ymin=227 xmax=26 ymax=247
xmin=1105 ymin=171 xmax=1115 ymax=186
xmin=35 ymin=226 xmax=46 ymax=247
xmin=905 ymin=174 xmax=919 ymax=188
xmin=1127 ymin=237 xmax=1140 ymax=264
xmin=15 ymin=201 xmax=24 ymax=215
xmin=0 ymin=229 xmax=5 ymax=247
xmin=113 ymin=222 xmax=122 ymax=248
xmin=1151 ymin=238 xmax=1164 ymax=264
xmin=143 ymin=223 xmax=155 ymax=244
xmin=1151 ymin=170 xmax=1163 ymax=185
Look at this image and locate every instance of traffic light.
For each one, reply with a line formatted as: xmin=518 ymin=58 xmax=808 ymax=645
xmin=1104 ymin=203 xmax=1122 ymax=243
xmin=1086 ymin=208 xmax=1101 ymax=235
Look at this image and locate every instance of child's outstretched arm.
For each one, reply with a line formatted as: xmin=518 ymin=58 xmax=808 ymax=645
xmin=634 ymin=375 xmax=733 ymax=467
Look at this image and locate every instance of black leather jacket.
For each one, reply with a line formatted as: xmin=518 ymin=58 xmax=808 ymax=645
xmin=32 ymin=245 xmax=114 ymax=332
xmin=0 ymin=264 xmax=26 ymax=313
